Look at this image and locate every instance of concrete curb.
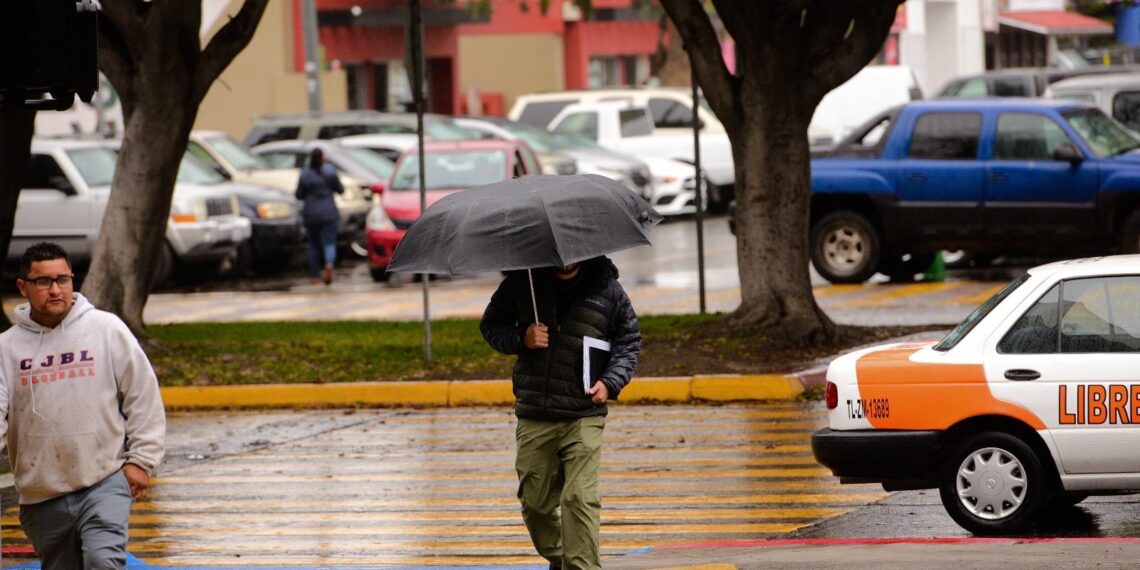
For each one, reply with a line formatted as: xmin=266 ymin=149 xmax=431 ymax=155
xmin=160 ymin=372 xmax=811 ymax=410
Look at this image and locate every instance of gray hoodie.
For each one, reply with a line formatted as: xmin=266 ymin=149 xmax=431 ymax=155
xmin=0 ymin=293 xmax=166 ymax=505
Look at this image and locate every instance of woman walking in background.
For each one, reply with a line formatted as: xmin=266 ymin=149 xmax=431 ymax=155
xmin=295 ymin=148 xmax=344 ymax=285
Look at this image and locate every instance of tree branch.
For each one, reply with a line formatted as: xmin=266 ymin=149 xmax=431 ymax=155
xmin=96 ymin=10 xmax=138 ymax=120
xmin=658 ymin=0 xmax=736 ymax=121
xmin=194 ymin=0 xmax=270 ymax=103
xmin=804 ymin=0 xmax=901 ymax=102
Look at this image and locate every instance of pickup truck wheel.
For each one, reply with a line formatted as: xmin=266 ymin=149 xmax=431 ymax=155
xmin=1122 ymin=210 xmax=1140 ymax=253
xmin=370 ymin=266 xmax=390 ymax=282
xmin=810 ymin=211 xmax=880 ymax=284
xmin=939 ymin=432 xmax=1051 ymax=535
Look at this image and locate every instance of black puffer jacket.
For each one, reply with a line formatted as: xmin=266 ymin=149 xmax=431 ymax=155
xmin=480 ymin=257 xmax=641 ymax=420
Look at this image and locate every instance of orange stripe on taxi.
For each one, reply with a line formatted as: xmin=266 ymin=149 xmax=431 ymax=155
xmin=855 ymin=346 xmax=1045 ymax=430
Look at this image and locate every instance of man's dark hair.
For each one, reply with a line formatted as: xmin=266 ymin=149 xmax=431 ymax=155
xmin=20 ymin=242 xmax=70 ymax=276
xmin=309 ymin=147 xmax=324 ymax=169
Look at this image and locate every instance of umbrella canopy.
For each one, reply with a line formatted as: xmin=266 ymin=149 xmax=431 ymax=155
xmin=387 ymin=174 xmax=663 ymax=275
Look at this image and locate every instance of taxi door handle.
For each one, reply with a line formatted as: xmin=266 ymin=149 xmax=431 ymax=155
xmin=1005 ymin=369 xmax=1041 ymax=381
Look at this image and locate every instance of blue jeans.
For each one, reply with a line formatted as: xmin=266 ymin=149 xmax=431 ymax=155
xmin=19 ymin=469 xmax=133 ymax=570
xmin=305 ymin=220 xmax=339 ymax=277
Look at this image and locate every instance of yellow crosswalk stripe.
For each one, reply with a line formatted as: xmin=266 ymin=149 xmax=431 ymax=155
xmin=1 ymin=404 xmax=883 ymax=566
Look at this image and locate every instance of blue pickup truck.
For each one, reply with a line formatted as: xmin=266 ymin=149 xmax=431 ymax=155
xmin=808 ymin=98 xmax=1140 ymax=283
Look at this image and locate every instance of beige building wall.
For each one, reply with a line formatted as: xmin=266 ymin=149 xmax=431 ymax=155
xmin=196 ymin=1 xmax=347 ymax=140
xmin=458 ymin=35 xmax=564 ymax=114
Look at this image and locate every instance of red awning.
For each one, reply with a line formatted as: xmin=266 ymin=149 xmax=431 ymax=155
xmin=998 ymin=10 xmax=1113 ymax=35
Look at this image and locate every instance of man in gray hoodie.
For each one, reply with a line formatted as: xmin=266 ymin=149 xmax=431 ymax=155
xmin=0 ymin=242 xmax=166 ymax=569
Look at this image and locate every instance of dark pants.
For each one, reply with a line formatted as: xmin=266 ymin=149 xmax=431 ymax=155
xmin=304 ymin=220 xmax=339 ymax=277
xmin=19 ymin=470 xmax=133 ymax=570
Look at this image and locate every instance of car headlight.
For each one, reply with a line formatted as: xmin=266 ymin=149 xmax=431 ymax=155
xmin=170 ymin=198 xmax=208 ymax=223
xmin=654 ymin=175 xmax=679 ymax=185
xmin=366 ymin=203 xmax=395 ymax=232
xmin=256 ymin=201 xmax=294 ymax=220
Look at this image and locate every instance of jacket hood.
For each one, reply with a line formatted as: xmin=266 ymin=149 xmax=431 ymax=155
xmin=15 ymin=292 xmax=95 ymax=333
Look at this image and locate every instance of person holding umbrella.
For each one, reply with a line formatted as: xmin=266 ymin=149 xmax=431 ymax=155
xmin=386 ymin=174 xmax=660 ymax=570
xmin=480 ymin=256 xmax=640 ymax=570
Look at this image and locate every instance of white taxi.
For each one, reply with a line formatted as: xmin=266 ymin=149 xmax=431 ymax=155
xmin=812 ymin=255 xmax=1140 ymax=535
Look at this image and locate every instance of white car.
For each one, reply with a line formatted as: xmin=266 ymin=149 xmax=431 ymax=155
xmin=15 ymin=139 xmax=250 ymax=284
xmin=639 ymin=156 xmax=707 ymax=216
xmin=813 ymin=255 xmax=1140 ymax=535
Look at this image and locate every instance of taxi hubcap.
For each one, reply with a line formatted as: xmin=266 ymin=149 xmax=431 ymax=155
xmin=956 ymin=446 xmax=1026 ymax=520
xmin=822 ymin=225 xmax=866 ymax=272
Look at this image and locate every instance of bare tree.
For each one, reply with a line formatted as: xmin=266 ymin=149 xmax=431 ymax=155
xmin=658 ymin=0 xmax=901 ymax=343
xmin=0 ymin=111 xmax=36 ymax=329
xmin=86 ymin=1 xmax=269 ymax=335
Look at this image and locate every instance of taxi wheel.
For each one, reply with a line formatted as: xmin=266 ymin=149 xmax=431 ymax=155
xmin=939 ymin=432 xmax=1051 ymax=535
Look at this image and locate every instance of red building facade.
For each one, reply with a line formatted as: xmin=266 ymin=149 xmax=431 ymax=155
xmin=298 ymin=0 xmax=660 ymax=115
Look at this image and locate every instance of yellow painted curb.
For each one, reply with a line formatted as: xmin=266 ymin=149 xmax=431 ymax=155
xmin=618 ymin=376 xmax=691 ymax=403
xmin=162 ymin=381 xmax=448 ymax=409
xmin=160 ymin=374 xmax=806 ymax=410
xmin=691 ymin=374 xmax=804 ymax=401
xmin=447 ymin=379 xmax=514 ymax=406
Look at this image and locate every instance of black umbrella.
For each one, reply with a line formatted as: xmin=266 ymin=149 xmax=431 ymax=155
xmin=387 ymin=174 xmax=663 ymax=320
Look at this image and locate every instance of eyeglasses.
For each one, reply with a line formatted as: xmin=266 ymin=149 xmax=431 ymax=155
xmin=22 ymin=275 xmax=74 ymax=290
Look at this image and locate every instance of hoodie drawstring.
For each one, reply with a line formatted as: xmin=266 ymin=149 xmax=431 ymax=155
xmin=28 ymin=329 xmax=46 ymax=420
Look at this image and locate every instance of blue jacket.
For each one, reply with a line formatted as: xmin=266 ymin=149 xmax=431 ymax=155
xmin=295 ymin=163 xmax=344 ymax=225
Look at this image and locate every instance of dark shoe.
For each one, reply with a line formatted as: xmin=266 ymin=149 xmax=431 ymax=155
xmin=321 ymin=264 xmax=334 ymax=285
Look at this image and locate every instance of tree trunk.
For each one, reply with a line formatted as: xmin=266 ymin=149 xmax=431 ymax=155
xmin=0 ymin=111 xmax=36 ymax=329
xmin=659 ymin=0 xmax=902 ymax=343
xmin=83 ymin=1 xmax=269 ymax=336
xmin=729 ymin=89 xmax=830 ymax=341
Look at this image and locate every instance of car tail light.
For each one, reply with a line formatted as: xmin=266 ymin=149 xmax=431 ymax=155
xmin=371 ymin=181 xmax=386 ymax=197
xmin=825 ymin=382 xmax=838 ymax=410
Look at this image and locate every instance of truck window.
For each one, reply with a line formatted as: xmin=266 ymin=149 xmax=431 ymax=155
xmin=993 ymin=113 xmax=1073 ymax=160
xmin=648 ymin=98 xmax=695 ymax=129
xmin=619 ymin=109 xmax=653 ymax=137
xmin=907 ymin=112 xmax=981 ymax=160
xmin=26 ymin=154 xmax=71 ymax=191
xmin=992 ymin=76 xmax=1031 ymax=97
xmin=942 ymin=78 xmax=987 ymax=98
xmin=318 ymin=124 xmax=370 ymax=139
xmin=553 ymin=112 xmax=600 ymax=142
xmin=245 ymin=126 xmax=300 ymax=146
xmin=518 ymin=100 xmax=577 ymax=128
xmin=1112 ymin=91 xmax=1140 ymax=132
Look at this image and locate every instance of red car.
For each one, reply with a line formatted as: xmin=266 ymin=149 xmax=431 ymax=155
xmin=365 ymin=139 xmax=542 ymax=281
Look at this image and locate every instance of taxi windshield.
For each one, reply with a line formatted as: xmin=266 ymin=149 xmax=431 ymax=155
xmin=934 ymin=273 xmax=1030 ymax=351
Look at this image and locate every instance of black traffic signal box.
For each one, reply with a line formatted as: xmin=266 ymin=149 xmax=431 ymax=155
xmin=0 ymin=0 xmax=99 ymax=112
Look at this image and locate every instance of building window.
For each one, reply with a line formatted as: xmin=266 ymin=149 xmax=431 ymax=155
xmin=588 ymin=56 xmax=649 ymax=88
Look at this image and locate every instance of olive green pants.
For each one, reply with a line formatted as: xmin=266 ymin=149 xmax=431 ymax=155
xmin=515 ymin=416 xmax=606 ymax=570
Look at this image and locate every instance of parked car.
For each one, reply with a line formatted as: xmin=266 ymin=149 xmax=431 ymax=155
xmin=548 ymin=101 xmax=734 ymax=210
xmin=365 ymin=139 xmax=540 ymax=281
xmin=177 ymin=153 xmax=301 ymax=274
xmin=333 ymin=133 xmax=419 ymax=162
xmin=446 ymin=115 xmax=652 ymax=197
xmin=813 ymin=254 xmax=1140 ymax=534
xmin=250 ymin=140 xmax=385 ymax=256
xmin=453 ymin=116 xmax=577 ymax=176
xmin=338 ymin=132 xmax=548 ymax=181
xmin=935 ymin=66 xmax=1140 ymax=99
xmin=12 ymin=139 xmax=251 ymax=285
xmin=1045 ymin=72 xmax=1140 ymax=132
xmin=810 ymin=65 xmax=923 ymax=148
xmin=189 ymin=131 xmax=368 ymax=254
xmin=242 ymin=110 xmax=477 ymax=146
xmin=804 ymin=98 xmax=1140 ymax=284
xmin=508 ymin=87 xmax=725 ymax=136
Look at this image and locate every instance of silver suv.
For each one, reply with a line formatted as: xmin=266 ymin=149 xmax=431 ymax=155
xmin=12 ymin=139 xmax=251 ymax=284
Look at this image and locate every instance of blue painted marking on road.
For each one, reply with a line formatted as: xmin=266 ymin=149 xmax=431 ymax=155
xmin=9 ymin=555 xmax=546 ymax=570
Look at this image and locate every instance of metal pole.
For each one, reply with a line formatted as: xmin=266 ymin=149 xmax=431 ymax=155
xmin=691 ymin=57 xmax=707 ymax=314
xmin=300 ymin=0 xmax=323 ymax=112
xmin=410 ymin=0 xmax=431 ymax=363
